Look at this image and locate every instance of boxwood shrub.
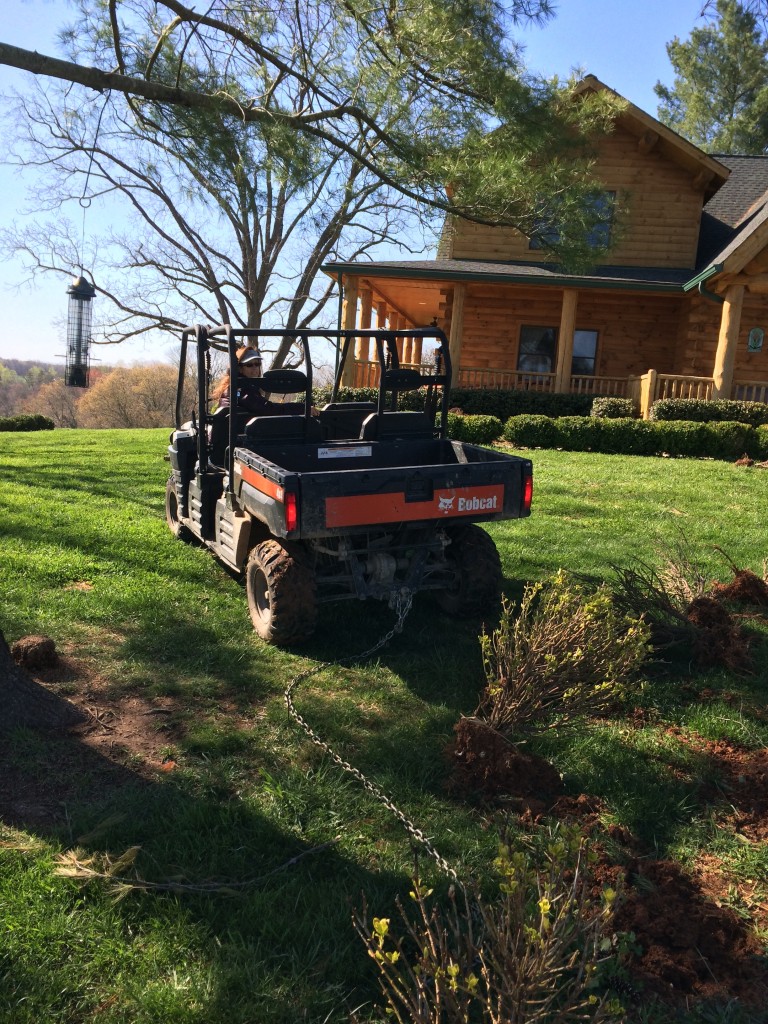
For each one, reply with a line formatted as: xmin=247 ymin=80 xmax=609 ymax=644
xmin=447 ymin=413 xmax=503 ymax=444
xmin=650 ymin=397 xmax=768 ymax=428
xmin=448 ymin=388 xmax=594 ymax=419
xmin=0 ymin=414 xmax=55 ymax=432
xmin=590 ymin=397 xmax=635 ymax=419
xmin=503 ymin=414 xmax=764 ymax=460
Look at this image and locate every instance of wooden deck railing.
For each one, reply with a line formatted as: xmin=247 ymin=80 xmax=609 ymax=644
xmin=657 ymin=374 xmax=714 ymax=401
xmin=456 ymin=368 xmax=555 ymax=391
xmin=349 ymin=361 xmax=768 ymax=416
xmin=733 ymin=380 xmax=768 ymax=404
xmin=569 ymin=375 xmax=629 ymax=397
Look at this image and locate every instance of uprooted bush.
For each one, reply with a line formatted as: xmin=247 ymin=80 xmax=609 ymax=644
xmin=607 ymin=543 xmax=760 ymax=673
xmin=473 ymin=574 xmax=651 ymax=742
xmin=355 ymin=830 xmax=624 ymax=1024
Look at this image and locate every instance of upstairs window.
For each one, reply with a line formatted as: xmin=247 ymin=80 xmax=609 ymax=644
xmin=529 ymin=192 xmax=616 ymax=252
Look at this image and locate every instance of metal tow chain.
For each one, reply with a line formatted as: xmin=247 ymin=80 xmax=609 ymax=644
xmin=283 ymin=590 xmax=459 ymax=883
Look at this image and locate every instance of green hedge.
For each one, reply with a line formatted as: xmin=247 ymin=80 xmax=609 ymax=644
xmin=650 ymin=397 xmax=768 ymax=428
xmin=316 ymin=386 xmax=595 ymax=419
xmin=591 ymin=397 xmax=635 ymax=419
xmin=448 ymin=387 xmax=593 ymax=419
xmin=0 ymin=414 xmax=55 ymax=432
xmin=503 ymin=415 xmax=768 ymax=460
xmin=447 ymin=413 xmax=503 ymax=444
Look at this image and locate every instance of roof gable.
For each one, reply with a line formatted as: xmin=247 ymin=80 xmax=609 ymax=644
xmin=573 ymin=75 xmax=730 ymax=200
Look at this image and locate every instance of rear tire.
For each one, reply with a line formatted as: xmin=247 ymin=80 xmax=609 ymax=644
xmin=165 ymin=477 xmax=193 ymax=542
xmin=246 ymin=539 xmax=317 ymax=645
xmin=434 ymin=524 xmax=502 ymax=617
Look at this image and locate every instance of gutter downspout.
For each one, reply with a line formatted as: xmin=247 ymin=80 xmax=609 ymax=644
xmin=698 ymin=279 xmax=724 ymax=305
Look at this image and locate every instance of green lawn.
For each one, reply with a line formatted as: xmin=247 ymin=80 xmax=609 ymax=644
xmin=1 ymin=430 xmax=767 ymax=1023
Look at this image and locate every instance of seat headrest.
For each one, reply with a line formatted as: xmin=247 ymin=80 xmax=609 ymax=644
xmin=382 ymin=368 xmax=423 ymax=392
xmin=257 ymin=368 xmax=309 ymax=394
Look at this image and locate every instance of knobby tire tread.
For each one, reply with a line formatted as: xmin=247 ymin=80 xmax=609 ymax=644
xmin=247 ymin=539 xmax=317 ymax=645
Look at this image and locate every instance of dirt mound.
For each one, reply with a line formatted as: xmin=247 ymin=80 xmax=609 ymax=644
xmin=685 ymin=596 xmax=750 ymax=671
xmin=11 ymin=634 xmax=58 ymax=669
xmin=449 ymin=717 xmax=563 ymax=807
xmin=614 ymin=859 xmax=768 ymax=1007
xmin=711 ymin=569 xmax=768 ymax=608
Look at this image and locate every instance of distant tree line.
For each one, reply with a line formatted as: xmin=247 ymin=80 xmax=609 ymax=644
xmin=0 ymin=359 xmax=179 ymax=428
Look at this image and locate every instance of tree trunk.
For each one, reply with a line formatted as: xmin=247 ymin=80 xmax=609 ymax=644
xmin=0 ymin=630 xmax=85 ymax=731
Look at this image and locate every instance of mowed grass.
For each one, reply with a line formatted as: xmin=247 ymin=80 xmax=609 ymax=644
xmin=1 ymin=430 xmax=767 ymax=1023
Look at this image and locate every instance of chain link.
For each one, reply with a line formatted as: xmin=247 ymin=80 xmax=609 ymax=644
xmin=283 ymin=590 xmax=460 ymax=883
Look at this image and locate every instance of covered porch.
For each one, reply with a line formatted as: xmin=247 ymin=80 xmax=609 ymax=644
xmin=328 ymin=261 xmax=768 ymax=418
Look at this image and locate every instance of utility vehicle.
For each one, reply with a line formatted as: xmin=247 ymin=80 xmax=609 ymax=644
xmin=166 ymin=325 xmax=533 ymax=644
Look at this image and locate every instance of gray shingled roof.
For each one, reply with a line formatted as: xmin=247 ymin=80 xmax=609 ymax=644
xmin=697 ymin=155 xmax=768 ymax=268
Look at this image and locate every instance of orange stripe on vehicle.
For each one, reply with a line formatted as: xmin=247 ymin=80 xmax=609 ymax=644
xmin=325 ymin=485 xmax=504 ymax=528
xmin=237 ymin=462 xmax=284 ymax=501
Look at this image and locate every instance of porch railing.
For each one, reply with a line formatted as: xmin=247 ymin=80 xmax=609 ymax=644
xmin=349 ymin=360 xmax=768 ymax=417
xmin=734 ymin=380 xmax=768 ymax=404
xmin=569 ymin=375 xmax=629 ymax=397
xmin=456 ymin=368 xmax=555 ymax=391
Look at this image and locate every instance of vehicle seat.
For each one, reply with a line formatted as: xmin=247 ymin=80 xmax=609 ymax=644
xmin=359 ymin=411 xmax=434 ymax=442
xmin=208 ymin=407 xmax=250 ymax=466
xmin=245 ymin=414 xmax=323 ymax=444
xmin=318 ymin=401 xmax=377 ymax=440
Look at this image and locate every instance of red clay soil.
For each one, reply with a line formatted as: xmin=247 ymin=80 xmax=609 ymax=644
xmin=449 ymin=717 xmax=564 ymax=811
xmin=710 ymin=569 xmax=768 ymax=608
xmin=613 ymin=859 xmax=768 ymax=1008
xmin=684 ymin=596 xmax=751 ymax=671
xmin=669 ymin=728 xmax=768 ymax=842
xmin=0 ymin=646 xmax=186 ymax=832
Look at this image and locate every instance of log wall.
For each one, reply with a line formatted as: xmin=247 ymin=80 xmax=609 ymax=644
xmin=448 ymin=124 xmax=704 ymax=269
xmin=446 ymin=284 xmax=688 ymax=377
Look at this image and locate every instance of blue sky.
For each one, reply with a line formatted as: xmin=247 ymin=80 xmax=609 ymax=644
xmin=0 ymin=0 xmax=707 ymax=365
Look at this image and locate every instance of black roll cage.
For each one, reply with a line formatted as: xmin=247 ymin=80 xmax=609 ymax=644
xmin=174 ymin=324 xmax=453 ymax=493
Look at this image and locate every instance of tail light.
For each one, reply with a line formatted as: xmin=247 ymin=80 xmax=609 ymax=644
xmin=523 ymin=470 xmax=533 ymax=512
xmin=284 ymin=492 xmax=299 ymax=532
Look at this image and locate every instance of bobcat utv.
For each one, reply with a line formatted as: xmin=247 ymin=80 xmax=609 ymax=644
xmin=166 ymin=324 xmax=533 ymax=644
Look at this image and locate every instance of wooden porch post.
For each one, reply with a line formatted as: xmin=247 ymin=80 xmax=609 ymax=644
xmin=355 ymin=287 xmax=373 ymax=363
xmin=340 ymin=277 xmax=360 ymax=386
xmin=712 ymin=283 xmax=745 ymax=400
xmin=412 ymin=336 xmax=423 ymax=366
xmin=554 ymin=289 xmax=578 ymax=393
xmin=448 ymin=283 xmax=466 ymax=387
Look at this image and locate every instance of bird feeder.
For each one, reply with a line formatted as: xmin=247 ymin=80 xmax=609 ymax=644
xmin=65 ymin=276 xmax=96 ymax=387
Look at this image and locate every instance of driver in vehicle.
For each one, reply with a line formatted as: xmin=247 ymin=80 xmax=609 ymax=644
xmin=213 ymin=347 xmax=306 ymax=415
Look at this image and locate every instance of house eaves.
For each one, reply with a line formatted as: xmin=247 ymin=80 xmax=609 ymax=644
xmin=323 ymin=258 xmax=692 ymax=293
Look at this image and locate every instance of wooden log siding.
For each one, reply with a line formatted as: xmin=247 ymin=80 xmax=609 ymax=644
xmin=455 ymin=284 xmax=687 ymax=386
xmin=678 ymin=292 xmax=768 ymax=383
xmin=448 ymin=126 xmax=705 ymax=269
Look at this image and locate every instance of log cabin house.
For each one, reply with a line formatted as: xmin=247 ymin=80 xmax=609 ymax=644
xmin=323 ymin=75 xmax=768 ymax=416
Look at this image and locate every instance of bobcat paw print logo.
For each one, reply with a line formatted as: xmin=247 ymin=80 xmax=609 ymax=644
xmin=438 ymin=495 xmax=455 ymax=513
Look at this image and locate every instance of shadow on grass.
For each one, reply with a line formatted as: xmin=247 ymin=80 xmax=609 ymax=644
xmin=0 ymin=723 xmax=407 ymax=1024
